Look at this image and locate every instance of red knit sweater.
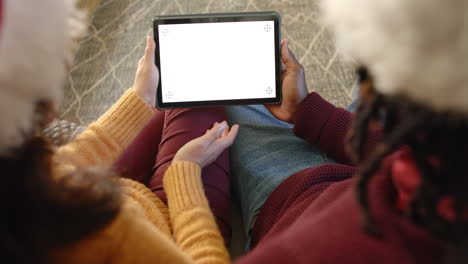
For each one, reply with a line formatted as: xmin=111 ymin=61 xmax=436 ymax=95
xmin=234 ymin=93 xmax=444 ymax=264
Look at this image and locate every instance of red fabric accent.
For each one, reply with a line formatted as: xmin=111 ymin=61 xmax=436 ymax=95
xmin=391 ymin=147 xmax=456 ymax=222
xmin=391 ymin=147 xmax=422 ymax=212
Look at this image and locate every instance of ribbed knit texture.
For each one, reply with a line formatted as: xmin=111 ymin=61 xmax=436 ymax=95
xmin=52 ymin=89 xmax=230 ymax=264
xmin=293 ymin=92 xmax=337 ymax=145
xmin=164 ymin=161 xmax=208 ymax=211
xmin=164 ymin=161 xmax=230 ymax=264
xmin=96 ymin=88 xmax=154 ymax=148
xmin=120 ymin=178 xmax=172 ymax=237
xmin=55 ymin=89 xmax=153 ymax=167
xmin=294 ymin=92 xmax=381 ymax=164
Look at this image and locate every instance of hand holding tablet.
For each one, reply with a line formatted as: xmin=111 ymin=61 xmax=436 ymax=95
xmin=153 ymin=12 xmax=282 ymax=109
xmin=265 ymin=39 xmax=309 ymax=123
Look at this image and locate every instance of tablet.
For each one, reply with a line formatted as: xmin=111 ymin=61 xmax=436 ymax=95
xmin=153 ymin=12 xmax=282 ymax=109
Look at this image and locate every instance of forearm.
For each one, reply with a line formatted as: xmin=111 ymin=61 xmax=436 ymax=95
xmin=55 ymin=89 xmax=153 ymax=167
xmin=293 ymin=92 xmax=382 ymax=165
xmin=164 ymin=161 xmax=230 ymax=264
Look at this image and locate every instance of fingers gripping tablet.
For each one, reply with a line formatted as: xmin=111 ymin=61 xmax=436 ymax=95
xmin=153 ymin=12 xmax=282 ymax=109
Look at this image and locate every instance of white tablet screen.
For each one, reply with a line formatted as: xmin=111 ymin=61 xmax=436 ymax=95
xmin=158 ymin=21 xmax=276 ymax=103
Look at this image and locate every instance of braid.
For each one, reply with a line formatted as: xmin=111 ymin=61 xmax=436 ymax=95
xmin=349 ymin=67 xmax=383 ymax=163
xmin=351 ymin=67 xmax=468 ymax=263
xmin=356 ymin=101 xmax=424 ymax=236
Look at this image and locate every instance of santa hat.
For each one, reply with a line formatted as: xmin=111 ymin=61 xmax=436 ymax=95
xmin=322 ymin=0 xmax=468 ymax=114
xmin=0 ymin=0 xmax=86 ymax=155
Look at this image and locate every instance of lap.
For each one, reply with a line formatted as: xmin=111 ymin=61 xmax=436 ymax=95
xmin=148 ymin=107 xmax=229 ymax=200
xmin=226 ymin=105 xmax=336 ymax=237
xmin=227 ymin=84 xmax=360 ymax=245
xmin=115 ymin=107 xmax=232 ymax=241
xmin=114 ymin=109 xmax=165 ymax=184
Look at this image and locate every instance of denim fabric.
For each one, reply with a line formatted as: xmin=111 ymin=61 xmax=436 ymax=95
xmin=226 ymin=105 xmax=336 ymax=239
xmin=227 ymin=84 xmax=361 ymax=249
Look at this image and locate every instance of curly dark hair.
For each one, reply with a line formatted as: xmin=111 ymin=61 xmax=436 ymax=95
xmin=0 ymin=136 xmax=122 ymax=264
xmin=349 ymin=67 xmax=468 ymax=263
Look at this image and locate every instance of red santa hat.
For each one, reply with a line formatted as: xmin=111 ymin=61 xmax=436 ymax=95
xmin=0 ymin=0 xmax=85 ymax=154
xmin=322 ymin=0 xmax=468 ymax=114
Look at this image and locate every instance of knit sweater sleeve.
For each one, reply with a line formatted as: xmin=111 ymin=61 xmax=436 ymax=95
xmin=163 ymin=161 xmax=230 ymax=264
xmin=293 ymin=92 xmax=382 ymax=165
xmin=55 ymin=89 xmax=153 ymax=167
xmin=50 ymin=197 xmax=199 ymax=264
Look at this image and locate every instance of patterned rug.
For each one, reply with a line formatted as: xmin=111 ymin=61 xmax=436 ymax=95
xmin=60 ymin=0 xmax=356 ymax=125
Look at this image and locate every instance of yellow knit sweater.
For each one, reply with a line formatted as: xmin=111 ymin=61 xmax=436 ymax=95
xmin=51 ymin=89 xmax=230 ymax=264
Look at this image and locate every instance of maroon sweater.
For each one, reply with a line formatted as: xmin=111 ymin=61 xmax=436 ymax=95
xmin=234 ymin=93 xmax=445 ymax=264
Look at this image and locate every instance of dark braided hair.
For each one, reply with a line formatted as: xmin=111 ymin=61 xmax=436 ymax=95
xmin=349 ymin=67 xmax=468 ymax=263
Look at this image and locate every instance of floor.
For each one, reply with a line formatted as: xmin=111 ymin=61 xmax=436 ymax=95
xmin=60 ymin=0 xmax=356 ymax=125
xmin=62 ymin=0 xmax=357 ymax=258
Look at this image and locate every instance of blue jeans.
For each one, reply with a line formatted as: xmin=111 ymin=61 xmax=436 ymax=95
xmin=226 ymin=84 xmax=360 ymax=248
xmin=226 ymin=106 xmax=336 ymax=236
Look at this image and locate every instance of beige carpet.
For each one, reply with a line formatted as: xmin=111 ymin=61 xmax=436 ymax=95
xmin=60 ymin=0 xmax=356 ymax=125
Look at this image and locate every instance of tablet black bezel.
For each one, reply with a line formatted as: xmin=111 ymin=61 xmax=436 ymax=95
xmin=153 ymin=12 xmax=282 ymax=110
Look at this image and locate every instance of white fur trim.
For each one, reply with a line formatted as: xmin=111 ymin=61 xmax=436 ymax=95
xmin=321 ymin=0 xmax=468 ymax=113
xmin=0 ymin=0 xmax=81 ymax=154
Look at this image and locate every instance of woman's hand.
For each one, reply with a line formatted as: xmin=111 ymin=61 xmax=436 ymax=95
xmin=133 ymin=36 xmax=159 ymax=107
xmin=173 ymin=121 xmax=239 ymax=168
xmin=265 ymin=39 xmax=308 ymax=123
